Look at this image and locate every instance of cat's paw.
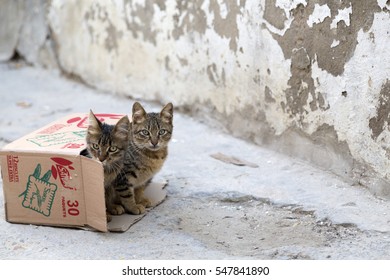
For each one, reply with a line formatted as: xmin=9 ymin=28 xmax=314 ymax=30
xmin=139 ymin=197 xmax=152 ymax=208
xmin=108 ymin=204 xmax=125 ymax=215
xmin=106 ymin=213 xmax=112 ymax=223
xmin=127 ymin=204 xmax=146 ymax=215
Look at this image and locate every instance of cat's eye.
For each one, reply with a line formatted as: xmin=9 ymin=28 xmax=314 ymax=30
xmin=108 ymin=146 xmax=118 ymax=153
xmin=159 ymin=129 xmax=166 ymax=136
xmin=141 ymin=130 xmax=150 ymax=136
xmin=92 ymin=143 xmax=100 ymax=150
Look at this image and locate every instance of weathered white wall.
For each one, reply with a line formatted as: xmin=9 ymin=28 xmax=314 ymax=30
xmin=1 ymin=0 xmax=390 ymax=197
xmin=48 ymin=0 xmax=262 ymax=113
xmin=0 ymin=0 xmax=57 ymax=67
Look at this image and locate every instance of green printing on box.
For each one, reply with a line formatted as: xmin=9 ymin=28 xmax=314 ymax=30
xmin=20 ymin=164 xmax=58 ymax=217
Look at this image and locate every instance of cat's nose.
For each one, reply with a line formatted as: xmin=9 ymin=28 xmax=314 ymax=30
xmin=151 ymin=139 xmax=158 ymax=147
xmin=98 ymin=155 xmax=106 ymax=162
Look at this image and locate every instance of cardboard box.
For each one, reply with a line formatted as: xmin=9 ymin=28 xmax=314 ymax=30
xmin=0 ymin=113 xmax=167 ymax=232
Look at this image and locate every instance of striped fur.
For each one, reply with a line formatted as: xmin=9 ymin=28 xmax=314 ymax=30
xmin=86 ymin=102 xmax=173 ymax=219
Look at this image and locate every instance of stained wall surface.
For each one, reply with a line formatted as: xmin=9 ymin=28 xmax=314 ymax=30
xmin=1 ymin=0 xmax=390 ymax=197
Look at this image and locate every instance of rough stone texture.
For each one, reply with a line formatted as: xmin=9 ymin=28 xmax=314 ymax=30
xmin=0 ymin=0 xmax=24 ymax=61
xmin=0 ymin=0 xmax=57 ymax=67
xmin=16 ymin=0 xmax=57 ymax=68
xmin=2 ymin=0 xmax=390 ymax=198
xmin=369 ymin=80 xmax=390 ymax=140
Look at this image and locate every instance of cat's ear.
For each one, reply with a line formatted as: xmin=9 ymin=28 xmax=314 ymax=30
xmin=88 ymin=110 xmax=102 ymax=135
xmin=113 ymin=115 xmax=130 ymax=141
xmin=160 ymin=103 xmax=173 ymax=124
xmin=132 ymin=102 xmax=146 ymax=124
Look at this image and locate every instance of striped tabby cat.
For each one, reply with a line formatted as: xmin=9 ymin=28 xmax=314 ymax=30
xmin=86 ymin=102 xmax=173 ymax=220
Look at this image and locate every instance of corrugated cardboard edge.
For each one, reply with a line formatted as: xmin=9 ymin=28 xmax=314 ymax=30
xmin=0 ymin=156 xmax=7 ymax=221
xmin=107 ymin=180 xmax=168 ymax=232
xmin=80 ymin=156 xmax=107 ymax=232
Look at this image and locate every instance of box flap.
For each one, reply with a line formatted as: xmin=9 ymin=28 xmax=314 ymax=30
xmin=0 ymin=113 xmax=124 ymax=155
xmin=108 ymin=180 xmax=168 ymax=232
xmin=81 ymin=156 xmax=107 ymax=232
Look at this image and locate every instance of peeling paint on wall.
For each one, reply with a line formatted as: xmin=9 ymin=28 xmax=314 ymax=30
xmin=264 ymin=0 xmax=381 ymax=76
xmin=172 ymin=0 xmax=207 ymax=40
xmin=123 ymin=0 xmax=159 ymax=45
xmin=282 ymin=46 xmax=328 ymax=120
xmin=369 ymin=80 xmax=390 ymax=140
xmin=307 ymin=3 xmax=330 ymax=27
xmin=5 ymin=0 xmax=390 ymax=198
xmin=330 ymin=5 xmax=352 ymax=29
xmin=209 ymin=0 xmax=245 ymax=52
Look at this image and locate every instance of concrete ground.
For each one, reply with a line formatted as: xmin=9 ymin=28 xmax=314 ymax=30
xmin=1 ymin=62 xmax=390 ymax=259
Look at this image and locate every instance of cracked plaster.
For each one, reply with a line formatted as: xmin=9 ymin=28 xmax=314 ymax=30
xmin=2 ymin=0 xmax=390 ymax=197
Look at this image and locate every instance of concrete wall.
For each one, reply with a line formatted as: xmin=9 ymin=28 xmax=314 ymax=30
xmin=2 ymin=0 xmax=390 ymax=198
xmin=0 ymin=0 xmax=57 ymax=67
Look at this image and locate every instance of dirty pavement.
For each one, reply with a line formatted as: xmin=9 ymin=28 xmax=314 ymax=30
xmin=1 ymin=62 xmax=390 ymax=259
